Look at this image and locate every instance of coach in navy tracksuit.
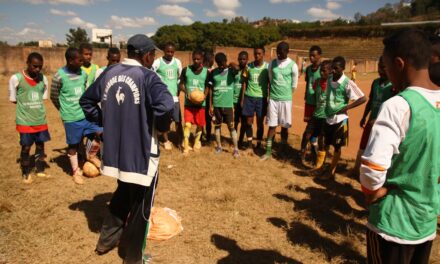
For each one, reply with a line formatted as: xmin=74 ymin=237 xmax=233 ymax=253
xmin=80 ymin=34 xmax=173 ymax=264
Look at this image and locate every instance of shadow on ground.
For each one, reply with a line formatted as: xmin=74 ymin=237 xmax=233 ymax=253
xmin=211 ymin=234 xmax=302 ymax=264
xmin=69 ymin=192 xmax=113 ymax=233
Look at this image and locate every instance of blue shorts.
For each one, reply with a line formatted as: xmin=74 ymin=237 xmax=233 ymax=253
xmin=64 ymin=119 xmax=103 ymax=145
xmin=242 ymin=95 xmax=267 ymax=118
xmin=20 ymin=130 xmax=51 ymax=146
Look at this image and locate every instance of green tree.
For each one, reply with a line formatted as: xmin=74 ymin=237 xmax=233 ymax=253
xmin=66 ymin=27 xmax=89 ymax=47
xmin=17 ymin=41 xmax=38 ymax=47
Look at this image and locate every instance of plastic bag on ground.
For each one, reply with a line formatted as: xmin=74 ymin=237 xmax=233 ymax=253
xmin=147 ymin=207 xmax=183 ymax=241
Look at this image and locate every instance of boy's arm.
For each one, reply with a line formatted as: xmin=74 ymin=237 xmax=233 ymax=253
xmin=146 ymin=72 xmax=174 ymax=133
xmin=360 ymin=83 xmax=374 ymax=127
xmin=179 ymin=67 xmax=187 ymax=94
xmin=359 ymin=96 xmax=410 ymax=204
xmin=8 ymin=74 xmax=18 ymax=103
xmin=50 ymin=73 xmax=62 ymax=110
xmin=79 ymin=74 xmax=104 ymax=126
xmin=240 ymin=68 xmax=248 ymax=107
xmin=291 ymin=62 xmax=299 ymax=93
xmin=42 ymin=75 xmax=49 ymax=100
xmin=336 ymin=79 xmax=366 ymax=114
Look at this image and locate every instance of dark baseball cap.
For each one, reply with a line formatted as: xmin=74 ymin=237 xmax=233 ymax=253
xmin=127 ymin=34 xmax=160 ymax=54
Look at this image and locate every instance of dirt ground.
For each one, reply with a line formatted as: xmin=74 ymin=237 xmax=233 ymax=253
xmin=0 ymin=74 xmax=439 ymax=264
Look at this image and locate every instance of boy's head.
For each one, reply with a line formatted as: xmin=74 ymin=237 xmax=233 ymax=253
xmin=107 ymin=47 xmax=121 ymax=66
xmin=26 ymin=52 xmax=43 ymax=78
xmin=383 ymin=29 xmax=431 ymax=91
xmin=332 ymin=56 xmax=346 ymax=80
xmin=79 ymin=42 xmax=93 ymax=67
xmin=378 ymin=56 xmax=387 ymax=80
xmin=309 ymin=45 xmax=322 ymax=65
xmin=276 ymin=41 xmax=289 ymax=60
xmin=192 ymin=50 xmax=204 ymax=68
xmin=429 ymin=34 xmax=440 ymax=64
xmin=65 ymin=47 xmax=83 ymax=72
xmin=319 ymin=60 xmax=332 ymax=80
xmin=163 ymin=42 xmax=176 ymax=61
xmin=203 ymin=51 xmax=214 ymax=68
xmin=253 ymin=47 xmax=265 ymax=63
xmin=215 ymin=52 xmax=227 ymax=69
xmin=238 ymin=51 xmax=248 ymax=68
xmin=429 ymin=62 xmax=440 ymax=86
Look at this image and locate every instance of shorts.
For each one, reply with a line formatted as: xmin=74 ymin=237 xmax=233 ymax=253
xmin=311 ymin=117 xmax=326 ymax=138
xmin=304 ymin=103 xmax=315 ymax=122
xmin=19 ymin=130 xmax=51 ymax=146
xmin=184 ymin=106 xmax=206 ymax=126
xmin=171 ymin=102 xmax=181 ymax=123
xmin=242 ymin=95 xmax=267 ymax=118
xmin=233 ymin=103 xmax=242 ymax=125
xmin=213 ymin=107 xmax=234 ymax=127
xmin=266 ymin=99 xmax=292 ymax=128
xmin=64 ymin=119 xmax=103 ymax=145
xmin=324 ymin=119 xmax=349 ymax=149
xmin=359 ymin=120 xmax=374 ymax=150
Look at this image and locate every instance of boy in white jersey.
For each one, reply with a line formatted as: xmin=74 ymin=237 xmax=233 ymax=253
xmin=360 ymin=29 xmax=440 ymax=264
xmin=261 ymin=42 xmax=298 ymax=160
xmin=152 ymin=42 xmax=183 ymax=150
xmin=9 ymin=52 xmax=50 ymax=183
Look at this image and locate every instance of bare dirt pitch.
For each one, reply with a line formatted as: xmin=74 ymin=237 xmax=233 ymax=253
xmin=0 ymin=75 xmax=438 ymax=264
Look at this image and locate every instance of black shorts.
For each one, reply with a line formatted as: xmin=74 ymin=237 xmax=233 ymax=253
xmin=310 ymin=117 xmax=326 ymax=138
xmin=324 ymin=119 xmax=348 ymax=149
xmin=214 ymin=107 xmax=234 ymax=127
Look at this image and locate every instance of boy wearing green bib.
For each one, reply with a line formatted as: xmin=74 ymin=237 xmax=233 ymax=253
xmin=233 ymin=51 xmax=248 ymax=148
xmin=262 ymin=42 xmax=299 ymax=160
xmin=241 ymin=47 xmax=270 ymax=150
xmin=300 ymin=46 xmax=322 ymax=165
xmin=51 ymin=47 xmax=103 ymax=185
xmin=360 ymin=29 xmax=440 ymax=264
xmin=208 ymin=52 xmax=240 ymax=158
xmin=321 ymin=56 xmax=365 ymax=178
xmin=80 ymin=43 xmax=100 ymax=88
xmin=9 ymin=52 xmax=50 ymax=184
xmin=153 ymin=42 xmax=183 ymax=150
xmin=353 ymin=57 xmax=395 ymax=176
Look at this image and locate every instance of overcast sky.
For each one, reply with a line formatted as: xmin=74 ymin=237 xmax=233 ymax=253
xmin=0 ymin=0 xmax=399 ymax=44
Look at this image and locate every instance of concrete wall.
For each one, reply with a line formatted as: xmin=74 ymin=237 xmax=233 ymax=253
xmin=0 ymin=46 xmax=377 ymax=76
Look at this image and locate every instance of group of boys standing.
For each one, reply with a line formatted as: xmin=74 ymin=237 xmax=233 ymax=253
xmin=8 ymin=29 xmax=440 ymax=264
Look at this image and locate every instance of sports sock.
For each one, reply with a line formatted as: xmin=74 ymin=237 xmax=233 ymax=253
xmin=231 ymin=129 xmax=238 ymax=150
xmin=68 ymin=153 xmax=79 ymax=175
xmin=183 ymin=122 xmax=191 ymax=149
xmin=246 ymin=124 xmax=253 ymax=139
xmin=215 ymin=126 xmax=222 ymax=148
xmin=86 ymin=139 xmax=100 ymax=160
xmin=265 ymin=136 xmax=273 ymax=156
xmin=20 ymin=148 xmax=31 ymax=175
xmin=194 ymin=126 xmax=202 ymax=146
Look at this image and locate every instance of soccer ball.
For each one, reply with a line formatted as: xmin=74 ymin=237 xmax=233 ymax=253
xmin=189 ymin=89 xmax=205 ymax=105
xmin=83 ymin=161 xmax=100 ymax=178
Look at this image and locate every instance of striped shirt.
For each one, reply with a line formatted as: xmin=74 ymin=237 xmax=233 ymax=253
xmin=50 ymin=67 xmax=86 ymax=110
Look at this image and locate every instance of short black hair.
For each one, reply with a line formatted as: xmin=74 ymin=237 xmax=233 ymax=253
xmin=215 ymin=52 xmax=227 ymax=64
xmin=320 ymin=60 xmax=332 ymax=69
xmin=429 ymin=62 xmax=440 ymax=86
xmin=164 ymin=42 xmax=176 ymax=49
xmin=254 ymin=46 xmax=265 ymax=53
xmin=79 ymin=42 xmax=92 ymax=53
xmin=65 ymin=47 xmax=80 ymax=62
xmin=238 ymin=51 xmax=248 ymax=58
xmin=277 ymin=41 xmax=289 ymax=52
xmin=192 ymin=50 xmax=204 ymax=58
xmin=383 ymin=29 xmax=431 ymax=70
xmin=332 ymin=56 xmax=346 ymax=68
xmin=27 ymin=52 xmax=43 ymax=63
xmin=107 ymin=47 xmax=120 ymax=56
xmin=429 ymin=34 xmax=440 ymax=58
xmin=309 ymin=45 xmax=322 ymax=55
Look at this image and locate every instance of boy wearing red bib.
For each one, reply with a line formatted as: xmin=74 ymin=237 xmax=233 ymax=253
xmin=9 ymin=52 xmax=50 ymax=183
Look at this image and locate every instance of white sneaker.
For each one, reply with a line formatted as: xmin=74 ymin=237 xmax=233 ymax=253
xmin=164 ymin=141 xmax=173 ymax=150
xmin=72 ymin=169 xmax=84 ymax=185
